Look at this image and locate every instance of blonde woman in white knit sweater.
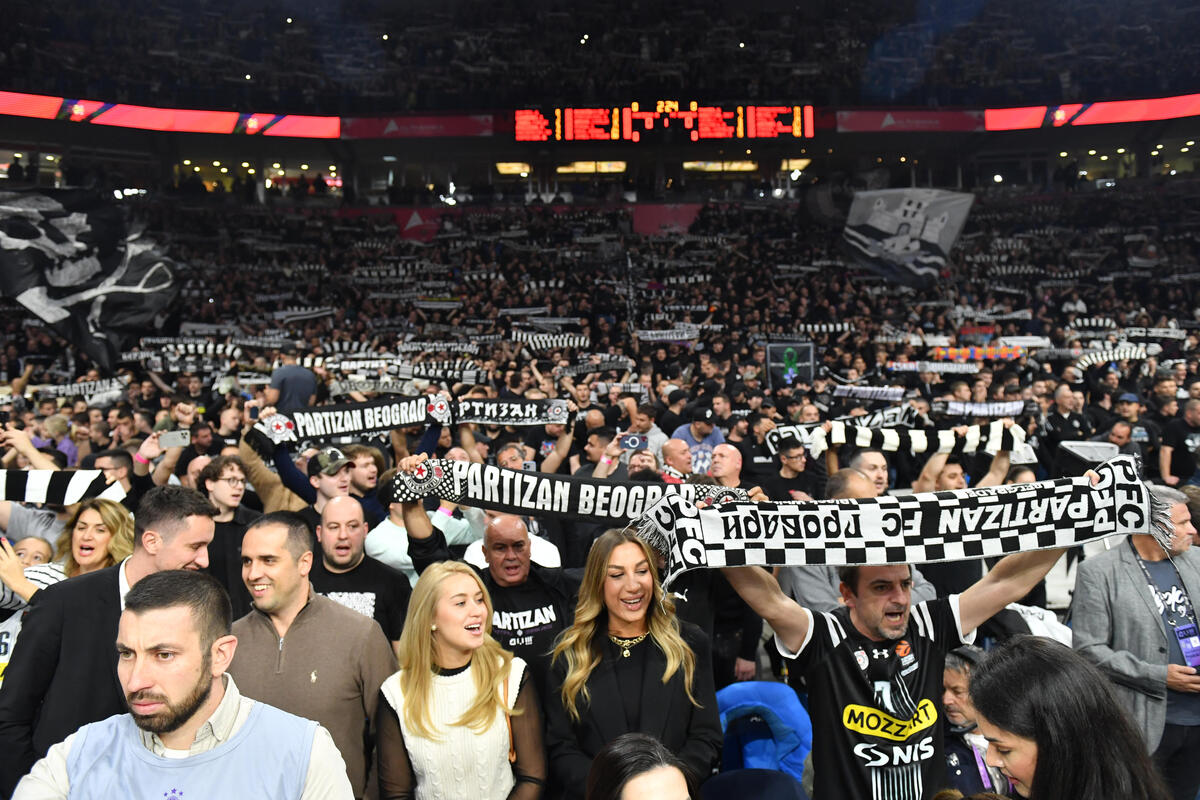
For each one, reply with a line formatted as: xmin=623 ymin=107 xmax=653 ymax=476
xmin=377 ymin=560 xmax=545 ymax=800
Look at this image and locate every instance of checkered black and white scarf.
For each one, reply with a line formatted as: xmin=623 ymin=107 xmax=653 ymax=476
xmin=0 ymin=470 xmax=125 ymax=505
xmin=806 ymin=419 xmax=1024 ymax=458
xmin=635 ymin=456 xmax=1167 ymax=587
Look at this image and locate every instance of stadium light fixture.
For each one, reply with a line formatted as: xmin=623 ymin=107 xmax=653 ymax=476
xmin=1183 ymin=147 xmax=1191 ymax=153
xmin=300 ymin=163 xmax=309 ymax=170
xmin=1116 ymin=147 xmax=1125 ymax=154
xmin=519 ymin=171 xmax=528 ymax=178
xmin=1171 ymin=170 xmax=1178 ymax=175
xmin=272 ymin=162 xmax=281 ymax=169
xmin=790 ymin=169 xmax=802 ymax=180
xmin=220 ymin=167 xmax=228 ymax=173
xmin=193 ymin=166 xmax=200 ymax=172
xmin=328 ymin=165 xmax=336 ymax=171
xmin=1100 ymin=155 xmax=1109 ymax=160
xmin=899 ymin=156 xmax=906 ymax=162
xmin=1157 ymin=144 xmax=1164 ymax=148
xmin=212 ymin=160 xmax=221 ymax=167
xmin=1058 ymin=151 xmax=1068 ymax=158
xmin=182 ymin=159 xmax=191 ymax=165
xmin=993 ymin=174 xmax=1003 ymax=183
xmin=11 ymin=153 xmax=21 ymax=159
xmin=739 ymin=42 xmax=745 ymax=48
xmin=286 ymin=17 xmax=292 ymax=23
xmin=45 ymin=155 xmax=54 ymax=161
xmin=1087 ymin=149 xmax=1096 ymax=155
xmin=382 ymin=34 xmax=388 ymax=41
xmin=241 ymin=161 xmax=249 ymax=168
xmin=245 ymin=74 xmax=251 ymax=81
xmin=1189 ymin=140 xmax=1196 ymax=146
xmin=247 ymin=168 xmax=255 ymax=175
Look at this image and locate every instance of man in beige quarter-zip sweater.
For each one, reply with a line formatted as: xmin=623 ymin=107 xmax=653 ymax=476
xmin=228 ymin=511 xmax=396 ymax=800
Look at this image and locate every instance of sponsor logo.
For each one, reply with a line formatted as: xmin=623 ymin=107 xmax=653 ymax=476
xmin=843 ymin=698 xmax=938 ymax=741
xmin=854 ymin=736 xmax=936 ymax=767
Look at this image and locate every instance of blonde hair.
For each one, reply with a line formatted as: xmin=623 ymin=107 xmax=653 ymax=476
xmin=396 ymin=561 xmax=518 ymax=739
xmin=55 ymin=498 xmax=135 ymax=577
xmin=551 ymin=529 xmax=698 ymax=723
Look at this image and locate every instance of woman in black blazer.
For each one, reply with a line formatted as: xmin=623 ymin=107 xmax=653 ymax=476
xmin=544 ymin=529 xmax=721 ymax=799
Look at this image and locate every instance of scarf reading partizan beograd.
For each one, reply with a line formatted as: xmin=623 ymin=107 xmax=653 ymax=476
xmin=249 ymin=396 xmax=571 ymax=446
xmin=381 ymin=460 xmax=748 ymax=525
xmin=634 ymin=455 xmax=1168 ymax=587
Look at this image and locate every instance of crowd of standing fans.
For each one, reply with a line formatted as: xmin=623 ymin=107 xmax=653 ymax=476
xmin=2 ymin=177 xmax=1200 ymax=798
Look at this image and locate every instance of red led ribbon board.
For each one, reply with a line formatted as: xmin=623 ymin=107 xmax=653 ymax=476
xmin=513 ymin=102 xmax=815 ymax=142
xmin=985 ymin=92 xmax=1200 ymax=130
xmin=0 ymin=90 xmax=340 ymax=138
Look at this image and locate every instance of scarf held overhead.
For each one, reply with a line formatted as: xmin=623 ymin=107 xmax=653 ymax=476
xmin=382 ymin=459 xmax=748 ymax=525
xmin=635 ymin=456 xmax=1165 ymax=587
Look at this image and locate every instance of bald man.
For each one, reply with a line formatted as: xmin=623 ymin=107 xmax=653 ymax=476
xmin=661 ymin=438 xmax=693 ymax=483
xmin=404 ymin=506 xmax=579 ymax=695
xmin=710 ymin=443 xmax=747 ymax=489
xmin=310 ymin=495 xmax=412 ymax=655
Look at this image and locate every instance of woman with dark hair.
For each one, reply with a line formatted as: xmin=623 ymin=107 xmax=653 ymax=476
xmin=544 ymin=529 xmax=721 ymax=799
xmin=586 ymin=733 xmax=695 ymax=800
xmin=969 ymin=635 xmax=1170 ymax=800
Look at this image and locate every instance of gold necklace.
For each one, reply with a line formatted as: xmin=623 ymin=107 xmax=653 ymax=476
xmin=608 ymin=631 xmax=649 ymax=658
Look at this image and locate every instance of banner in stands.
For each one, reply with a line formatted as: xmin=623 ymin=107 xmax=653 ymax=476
xmin=0 ymin=190 xmax=181 ymax=370
xmin=842 ymin=188 xmax=974 ymax=288
xmin=635 ymin=456 xmax=1162 ymax=587
xmin=383 ymin=459 xmax=747 ymax=525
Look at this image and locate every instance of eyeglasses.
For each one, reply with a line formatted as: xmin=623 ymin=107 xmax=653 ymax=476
xmin=781 ymin=453 xmax=806 ymax=461
xmin=218 ymin=477 xmax=246 ymax=488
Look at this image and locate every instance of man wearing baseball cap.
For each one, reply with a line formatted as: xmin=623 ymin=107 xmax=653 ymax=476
xmin=1114 ymin=391 xmax=1161 ymax=475
xmin=670 ymin=405 xmax=725 ymax=476
xmin=297 ymin=447 xmax=353 ymax=534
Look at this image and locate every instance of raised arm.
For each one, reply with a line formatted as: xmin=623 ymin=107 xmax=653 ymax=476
xmin=720 ymin=566 xmax=811 ymax=655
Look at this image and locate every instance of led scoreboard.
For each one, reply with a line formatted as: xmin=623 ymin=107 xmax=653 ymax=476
xmin=514 ymin=101 xmax=815 ymax=143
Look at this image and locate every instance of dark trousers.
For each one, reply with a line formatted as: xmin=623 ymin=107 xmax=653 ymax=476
xmin=1153 ymin=723 xmax=1200 ymax=800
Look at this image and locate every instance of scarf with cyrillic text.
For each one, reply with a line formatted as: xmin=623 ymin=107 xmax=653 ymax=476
xmin=635 ymin=456 xmax=1166 ymax=587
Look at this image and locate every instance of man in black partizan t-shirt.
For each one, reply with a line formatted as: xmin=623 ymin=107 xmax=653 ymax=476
xmin=725 ymin=523 xmax=1072 ymax=800
xmin=1160 ymin=399 xmax=1200 ymax=488
xmin=309 ymin=495 xmax=411 ymax=655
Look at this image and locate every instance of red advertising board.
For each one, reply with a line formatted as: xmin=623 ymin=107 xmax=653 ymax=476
xmin=341 ymin=115 xmax=494 ymax=139
xmin=836 ymin=110 xmax=984 ymax=132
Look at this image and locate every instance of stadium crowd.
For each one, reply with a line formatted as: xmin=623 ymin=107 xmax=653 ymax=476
xmin=2 ymin=177 xmax=1200 ymax=800
xmin=2 ymin=0 xmax=1198 ymax=114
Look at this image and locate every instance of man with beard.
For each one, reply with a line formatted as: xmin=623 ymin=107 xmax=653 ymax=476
xmin=0 ymin=486 xmax=217 ymax=795
xmin=12 ymin=571 xmax=352 ymax=798
xmin=725 ymin=471 xmax=1072 ymax=800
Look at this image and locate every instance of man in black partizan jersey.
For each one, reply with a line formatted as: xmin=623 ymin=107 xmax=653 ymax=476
xmin=724 ymin=496 xmax=1074 ymax=800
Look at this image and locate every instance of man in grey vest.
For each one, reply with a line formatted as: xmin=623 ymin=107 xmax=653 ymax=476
xmin=13 ymin=570 xmax=352 ymax=799
xmin=1073 ymin=484 xmax=1200 ymax=800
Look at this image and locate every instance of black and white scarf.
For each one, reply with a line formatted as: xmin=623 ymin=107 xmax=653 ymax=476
xmin=251 ymin=397 xmax=570 ymax=447
xmin=833 ymin=385 xmax=907 ymax=403
xmin=932 ymin=400 xmax=1031 ymax=419
xmin=395 ymin=341 xmax=481 ymax=355
xmin=635 ymin=456 xmax=1166 ymax=587
xmin=635 ymin=328 xmax=700 ymax=342
xmin=510 ymin=332 xmax=590 ymax=350
xmin=381 ymin=460 xmax=747 ymax=525
xmin=554 ymin=357 xmax=636 ymax=378
xmin=807 ymin=419 xmax=1025 ymax=459
xmin=1074 ymin=345 xmax=1150 ymax=370
xmin=36 ymin=375 xmax=130 ymax=400
xmin=765 ymin=406 xmax=919 ymax=455
xmin=887 ymin=361 xmax=980 ymax=374
xmin=0 ymin=470 xmax=125 ymax=505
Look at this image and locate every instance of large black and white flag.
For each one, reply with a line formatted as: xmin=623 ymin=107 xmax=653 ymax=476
xmin=0 ymin=190 xmax=181 ymax=370
xmin=842 ymin=188 xmax=973 ymax=288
